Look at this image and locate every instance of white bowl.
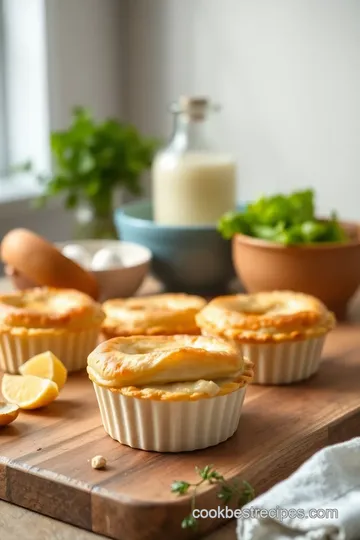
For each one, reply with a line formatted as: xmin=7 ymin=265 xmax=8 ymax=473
xmin=56 ymin=240 xmax=152 ymax=301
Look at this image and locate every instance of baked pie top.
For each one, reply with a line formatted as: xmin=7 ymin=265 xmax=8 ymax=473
xmin=87 ymin=334 xmax=253 ymax=401
xmin=196 ymin=291 xmax=335 ymax=343
xmin=101 ymin=293 xmax=207 ymax=337
xmin=0 ymin=287 xmax=105 ymax=330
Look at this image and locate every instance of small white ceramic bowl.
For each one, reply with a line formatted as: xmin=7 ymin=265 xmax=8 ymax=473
xmin=56 ymin=240 xmax=152 ymax=301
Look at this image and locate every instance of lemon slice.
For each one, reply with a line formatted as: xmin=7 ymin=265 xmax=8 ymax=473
xmin=19 ymin=351 xmax=67 ymax=390
xmin=2 ymin=374 xmax=59 ymax=410
xmin=0 ymin=402 xmax=20 ymax=426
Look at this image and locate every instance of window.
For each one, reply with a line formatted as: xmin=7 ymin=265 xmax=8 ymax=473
xmin=0 ymin=0 xmax=50 ymax=201
xmin=0 ymin=0 xmax=124 ymax=205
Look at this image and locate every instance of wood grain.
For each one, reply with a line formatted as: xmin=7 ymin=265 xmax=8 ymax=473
xmin=0 ymin=323 xmax=360 ymax=540
xmin=0 ymin=275 xmax=360 ymax=540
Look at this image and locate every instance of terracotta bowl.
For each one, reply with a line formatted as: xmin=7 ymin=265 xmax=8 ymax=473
xmin=232 ymin=221 xmax=360 ymax=319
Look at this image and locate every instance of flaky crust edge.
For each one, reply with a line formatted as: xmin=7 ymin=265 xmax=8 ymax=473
xmin=91 ymin=358 xmax=254 ymax=401
xmin=196 ymin=292 xmax=336 ymax=344
xmin=101 ymin=324 xmax=201 ymax=339
xmin=0 ymin=288 xmax=105 ymax=331
xmin=87 ymin=335 xmax=244 ymax=386
xmin=101 ymin=294 xmax=206 ymax=338
xmin=197 ymin=312 xmax=335 ymax=344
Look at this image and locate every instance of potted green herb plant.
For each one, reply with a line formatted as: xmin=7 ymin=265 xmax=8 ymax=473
xmin=25 ymin=107 xmax=159 ymax=239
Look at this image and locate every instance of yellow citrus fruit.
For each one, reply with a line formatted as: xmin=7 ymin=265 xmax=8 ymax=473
xmin=19 ymin=351 xmax=67 ymax=390
xmin=1 ymin=374 xmax=59 ymax=410
xmin=0 ymin=402 xmax=20 ymax=426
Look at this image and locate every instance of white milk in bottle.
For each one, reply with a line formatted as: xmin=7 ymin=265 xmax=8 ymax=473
xmin=152 ymin=97 xmax=236 ymax=226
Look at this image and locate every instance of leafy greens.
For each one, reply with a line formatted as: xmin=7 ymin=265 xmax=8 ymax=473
xmin=20 ymin=107 xmax=159 ymax=215
xmin=218 ymin=189 xmax=348 ymax=245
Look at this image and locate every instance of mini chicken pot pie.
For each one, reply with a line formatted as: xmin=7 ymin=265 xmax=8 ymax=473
xmin=0 ymin=287 xmax=105 ymax=373
xmin=196 ymin=291 xmax=335 ymax=385
xmin=87 ymin=335 xmax=253 ymax=452
xmin=101 ymin=293 xmax=207 ymax=338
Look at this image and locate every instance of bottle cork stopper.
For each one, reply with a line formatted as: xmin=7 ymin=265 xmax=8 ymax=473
xmin=177 ymin=96 xmax=210 ymax=120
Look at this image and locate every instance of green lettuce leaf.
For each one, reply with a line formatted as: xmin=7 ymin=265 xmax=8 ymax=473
xmin=217 ymin=189 xmax=348 ymax=245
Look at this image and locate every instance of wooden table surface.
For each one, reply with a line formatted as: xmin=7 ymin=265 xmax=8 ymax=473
xmin=0 ymin=500 xmax=235 ymax=540
xmin=1 ymin=276 xmax=359 ymax=540
xmin=0 ymin=276 xmax=236 ymax=540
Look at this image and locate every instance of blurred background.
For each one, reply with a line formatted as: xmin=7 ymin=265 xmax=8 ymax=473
xmin=0 ymin=0 xmax=359 ymax=245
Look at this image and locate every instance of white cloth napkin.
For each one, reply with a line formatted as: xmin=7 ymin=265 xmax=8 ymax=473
xmin=237 ymin=437 xmax=360 ymax=540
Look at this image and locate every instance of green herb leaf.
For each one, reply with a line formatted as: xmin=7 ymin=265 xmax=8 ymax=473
xmin=65 ymin=193 xmax=79 ymax=209
xmin=207 ymin=470 xmax=225 ymax=482
xmin=241 ymin=480 xmax=256 ymax=503
xmin=21 ymin=106 xmax=160 ymax=211
xmin=171 ymin=481 xmax=190 ymax=495
xmin=218 ymin=189 xmax=348 ymax=245
xmin=217 ymin=212 xmax=251 ymax=239
xmin=197 ymin=464 xmax=215 ymax=480
xmin=171 ymin=465 xmax=254 ymax=530
xmin=252 ymin=222 xmax=286 ymax=241
xmin=217 ymin=484 xmax=234 ymax=504
xmin=181 ymin=515 xmax=198 ymax=529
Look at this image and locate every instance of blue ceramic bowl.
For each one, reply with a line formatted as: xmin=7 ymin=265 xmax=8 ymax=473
xmin=114 ymin=200 xmax=235 ymax=294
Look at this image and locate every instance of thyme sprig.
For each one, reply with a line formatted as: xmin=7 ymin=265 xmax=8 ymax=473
xmin=171 ymin=464 xmax=255 ymax=529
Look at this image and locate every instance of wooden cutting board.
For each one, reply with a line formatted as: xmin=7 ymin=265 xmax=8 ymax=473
xmin=1 ymin=320 xmax=360 ymax=540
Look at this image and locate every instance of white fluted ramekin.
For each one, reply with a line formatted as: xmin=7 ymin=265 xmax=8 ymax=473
xmin=239 ymin=335 xmax=326 ymax=385
xmin=0 ymin=326 xmax=101 ymax=374
xmin=93 ymin=383 xmax=248 ymax=452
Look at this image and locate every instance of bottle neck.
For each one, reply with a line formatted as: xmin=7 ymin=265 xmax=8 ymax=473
xmin=170 ymin=113 xmax=211 ymax=152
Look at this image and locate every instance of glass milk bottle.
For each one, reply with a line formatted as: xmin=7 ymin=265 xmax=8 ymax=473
xmin=152 ymin=97 xmax=237 ymax=226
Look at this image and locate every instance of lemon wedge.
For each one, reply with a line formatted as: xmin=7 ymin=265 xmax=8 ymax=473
xmin=19 ymin=351 xmax=67 ymax=390
xmin=1 ymin=374 xmax=59 ymax=410
xmin=0 ymin=401 xmax=20 ymax=426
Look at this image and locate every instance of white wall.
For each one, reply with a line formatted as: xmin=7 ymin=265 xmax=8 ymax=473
xmin=3 ymin=0 xmax=359 ymax=249
xmin=46 ymin=0 xmax=126 ymax=129
xmin=126 ymin=0 xmax=360 ymax=220
xmin=126 ymin=0 xmax=195 ymax=137
xmin=3 ymin=0 xmax=50 ymax=173
xmin=0 ymin=0 xmax=126 ymax=268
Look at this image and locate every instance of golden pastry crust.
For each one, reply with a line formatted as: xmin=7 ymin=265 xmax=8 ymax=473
xmin=87 ymin=334 xmax=252 ymax=400
xmin=101 ymin=293 xmax=207 ymax=338
xmin=0 ymin=287 xmax=105 ymax=331
xmin=108 ymin=359 xmax=254 ymax=401
xmin=196 ymin=291 xmax=335 ymax=344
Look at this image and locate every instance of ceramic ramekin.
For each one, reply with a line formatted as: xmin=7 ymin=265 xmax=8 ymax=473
xmin=0 ymin=326 xmax=101 ymax=374
xmin=93 ymin=383 xmax=248 ymax=452
xmin=238 ymin=335 xmax=326 ymax=385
